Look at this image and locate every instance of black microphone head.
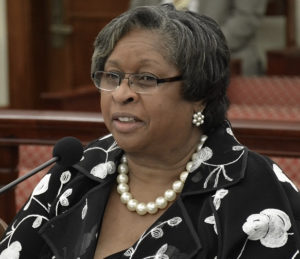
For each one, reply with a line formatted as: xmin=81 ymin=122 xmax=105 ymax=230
xmin=52 ymin=136 xmax=84 ymax=167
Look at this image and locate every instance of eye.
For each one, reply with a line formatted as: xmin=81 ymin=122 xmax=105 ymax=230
xmin=135 ymin=74 xmax=157 ymax=86
xmin=105 ymin=72 xmax=120 ymax=80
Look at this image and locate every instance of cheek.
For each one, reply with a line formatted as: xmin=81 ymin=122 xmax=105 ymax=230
xmin=149 ymin=101 xmax=184 ymax=127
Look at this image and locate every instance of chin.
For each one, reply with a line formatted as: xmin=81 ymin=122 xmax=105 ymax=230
xmin=112 ymin=134 xmax=143 ymax=153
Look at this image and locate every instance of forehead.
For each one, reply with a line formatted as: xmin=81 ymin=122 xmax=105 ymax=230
xmin=106 ymin=29 xmax=173 ymax=67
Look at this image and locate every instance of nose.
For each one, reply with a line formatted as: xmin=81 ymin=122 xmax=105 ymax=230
xmin=112 ymin=76 xmax=138 ymax=104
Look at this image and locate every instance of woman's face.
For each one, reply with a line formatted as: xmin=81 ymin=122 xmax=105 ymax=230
xmin=100 ymin=29 xmax=202 ymax=155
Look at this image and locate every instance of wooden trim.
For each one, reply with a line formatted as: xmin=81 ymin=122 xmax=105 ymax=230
xmin=0 ymin=110 xmax=108 ymax=145
xmin=231 ymin=119 xmax=300 ymax=157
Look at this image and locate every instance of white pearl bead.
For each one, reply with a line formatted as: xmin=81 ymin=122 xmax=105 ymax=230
xmin=121 ymin=155 xmax=127 ymax=163
xmin=118 ymin=163 xmax=128 ymax=174
xmin=127 ymin=199 xmax=138 ymax=211
xmin=201 ymin=134 xmax=207 ymax=142
xmin=120 ymin=192 xmax=132 ymax=204
xmin=192 ymin=153 xmax=198 ymax=161
xmin=186 ymin=161 xmax=194 ymax=172
xmin=117 ymin=183 xmax=129 ymax=194
xmin=117 ymin=138 xmax=207 ymax=215
xmin=172 ymin=180 xmax=184 ymax=193
xmin=117 ymin=173 xmax=128 ymax=184
xmin=155 ymin=196 xmax=167 ymax=209
xmin=180 ymin=171 xmax=189 ymax=182
xmin=136 ymin=202 xmax=147 ymax=215
xmin=164 ymin=189 xmax=176 ymax=201
xmin=146 ymin=202 xmax=158 ymax=214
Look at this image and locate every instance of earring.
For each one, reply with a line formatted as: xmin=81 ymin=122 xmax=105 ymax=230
xmin=192 ymin=111 xmax=204 ymax=127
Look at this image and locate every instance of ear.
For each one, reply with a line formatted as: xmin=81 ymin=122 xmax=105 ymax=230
xmin=192 ymin=100 xmax=205 ymax=113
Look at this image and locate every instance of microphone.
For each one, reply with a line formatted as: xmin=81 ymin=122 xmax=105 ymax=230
xmin=0 ymin=136 xmax=83 ymax=195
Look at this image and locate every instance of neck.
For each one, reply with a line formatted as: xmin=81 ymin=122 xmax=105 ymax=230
xmin=124 ymin=132 xmax=203 ymax=185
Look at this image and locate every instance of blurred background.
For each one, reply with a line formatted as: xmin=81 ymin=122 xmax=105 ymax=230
xmin=0 ymin=0 xmax=299 ymax=110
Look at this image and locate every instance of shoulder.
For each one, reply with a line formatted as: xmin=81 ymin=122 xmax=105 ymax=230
xmin=235 ymin=150 xmax=300 ymax=222
xmin=245 ymin=150 xmax=299 ymax=192
xmin=212 ymin=151 xmax=300 ymax=256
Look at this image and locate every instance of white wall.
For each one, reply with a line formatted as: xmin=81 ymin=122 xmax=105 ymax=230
xmin=0 ymin=0 xmax=9 ymax=107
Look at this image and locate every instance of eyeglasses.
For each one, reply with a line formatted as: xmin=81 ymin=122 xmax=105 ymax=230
xmin=92 ymin=71 xmax=182 ymax=94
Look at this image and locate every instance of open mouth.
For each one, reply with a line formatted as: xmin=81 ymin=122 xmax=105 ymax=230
xmin=117 ymin=117 xmax=136 ymax=122
xmin=112 ymin=114 xmax=144 ymax=133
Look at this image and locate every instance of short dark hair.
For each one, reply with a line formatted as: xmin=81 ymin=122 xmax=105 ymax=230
xmin=91 ymin=4 xmax=231 ymax=134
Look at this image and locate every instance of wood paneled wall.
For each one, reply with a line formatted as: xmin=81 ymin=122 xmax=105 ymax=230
xmin=6 ymin=0 xmax=129 ymax=110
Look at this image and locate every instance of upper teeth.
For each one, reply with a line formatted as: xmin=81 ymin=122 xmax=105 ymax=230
xmin=118 ymin=117 xmax=135 ymax=122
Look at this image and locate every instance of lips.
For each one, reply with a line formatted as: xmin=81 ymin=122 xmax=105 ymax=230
xmin=112 ymin=113 xmax=142 ymax=122
xmin=111 ymin=113 xmax=144 ymax=133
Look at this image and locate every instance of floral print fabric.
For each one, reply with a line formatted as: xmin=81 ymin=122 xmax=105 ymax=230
xmin=0 ymin=122 xmax=299 ymax=259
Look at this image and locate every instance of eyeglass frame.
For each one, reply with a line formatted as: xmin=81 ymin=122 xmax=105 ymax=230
xmin=92 ymin=71 xmax=183 ymax=94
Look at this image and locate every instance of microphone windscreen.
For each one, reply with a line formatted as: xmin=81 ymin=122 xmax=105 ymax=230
xmin=52 ymin=136 xmax=84 ymax=167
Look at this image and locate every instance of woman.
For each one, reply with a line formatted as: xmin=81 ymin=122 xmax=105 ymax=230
xmin=0 ymin=4 xmax=299 ymax=259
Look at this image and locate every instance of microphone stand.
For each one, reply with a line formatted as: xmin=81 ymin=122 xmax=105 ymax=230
xmin=0 ymin=157 xmax=58 ymax=195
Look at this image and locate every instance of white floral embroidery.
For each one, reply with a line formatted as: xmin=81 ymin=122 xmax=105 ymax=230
xmin=57 ymin=171 xmax=72 ymax=197
xmin=205 ymin=189 xmax=228 ymax=235
xmin=154 ymin=244 xmax=169 ymax=259
xmin=0 ymin=241 xmax=22 ymax=259
xmin=60 ymin=171 xmax=71 ymax=184
xmin=85 ymin=139 xmax=119 ymax=154
xmin=273 ymin=164 xmax=298 ymax=192
xmin=107 ymin=141 xmax=119 ymax=152
xmin=33 ymin=174 xmax=51 ymax=196
xmin=237 ymin=208 xmax=294 ymax=258
xmin=203 ymin=165 xmax=233 ymax=188
xmin=124 ymin=217 xmax=182 ymax=258
xmin=167 ymin=217 xmax=182 ymax=226
xmin=1 ymin=215 xmax=49 ymax=248
xmin=202 ymin=148 xmax=245 ymax=189
xmin=232 ymin=145 xmax=244 ymax=151
xmin=98 ymin=133 xmax=113 ymax=141
xmin=55 ymin=188 xmax=73 ymax=215
xmin=32 ymin=216 xmax=43 ymax=229
xmin=124 ymin=248 xmax=135 ymax=257
xmin=226 ymin=127 xmax=240 ymax=143
xmin=242 ymin=208 xmax=292 ymax=248
xmin=190 ymin=147 xmax=213 ymax=172
xmin=24 ymin=174 xmax=51 ymax=211
xmin=151 ymin=227 xmax=164 ymax=239
xmin=213 ymin=189 xmax=228 ymax=210
xmin=81 ymin=199 xmax=88 ymax=220
xmin=226 ymin=127 xmax=234 ymax=136
xmin=59 ymin=189 xmax=72 ymax=207
xmin=292 ymin=250 xmax=299 ymax=259
xmin=204 ymin=216 xmax=218 ymax=234
xmin=90 ymin=161 xmax=116 ymax=179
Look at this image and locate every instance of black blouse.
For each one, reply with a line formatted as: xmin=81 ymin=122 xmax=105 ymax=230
xmin=0 ymin=121 xmax=299 ymax=259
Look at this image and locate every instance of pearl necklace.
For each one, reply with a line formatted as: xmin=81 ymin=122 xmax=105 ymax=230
xmin=116 ymin=135 xmax=207 ymax=216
